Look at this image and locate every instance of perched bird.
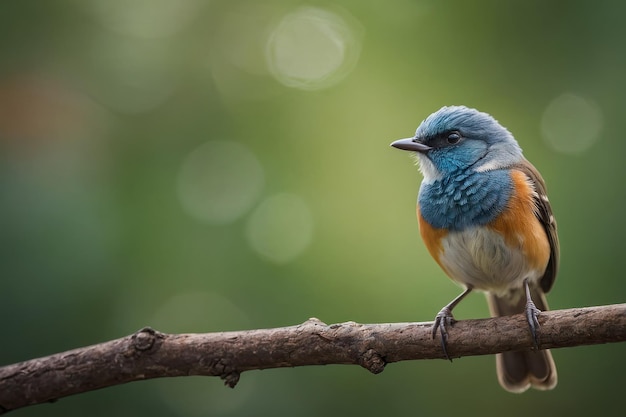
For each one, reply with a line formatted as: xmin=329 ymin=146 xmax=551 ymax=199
xmin=391 ymin=106 xmax=558 ymax=393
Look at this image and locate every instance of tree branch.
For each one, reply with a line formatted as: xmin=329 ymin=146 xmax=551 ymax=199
xmin=1 ymin=303 xmax=625 ymax=414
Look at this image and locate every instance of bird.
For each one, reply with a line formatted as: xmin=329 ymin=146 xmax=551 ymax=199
xmin=390 ymin=105 xmax=558 ymax=393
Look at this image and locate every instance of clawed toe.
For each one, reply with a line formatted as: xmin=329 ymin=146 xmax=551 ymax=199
xmin=431 ymin=287 xmax=472 ymax=361
xmin=523 ymin=278 xmax=542 ymax=349
xmin=525 ymin=299 xmax=541 ymax=348
xmin=432 ymin=307 xmax=455 ymax=361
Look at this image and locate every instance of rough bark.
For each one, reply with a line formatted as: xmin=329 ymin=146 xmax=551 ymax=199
xmin=1 ymin=304 xmax=625 ymax=414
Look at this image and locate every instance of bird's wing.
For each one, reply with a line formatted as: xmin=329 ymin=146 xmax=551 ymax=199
xmin=513 ymin=159 xmax=559 ymax=293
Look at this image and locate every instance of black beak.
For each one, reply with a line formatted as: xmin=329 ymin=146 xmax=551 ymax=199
xmin=390 ymin=137 xmax=432 ymax=153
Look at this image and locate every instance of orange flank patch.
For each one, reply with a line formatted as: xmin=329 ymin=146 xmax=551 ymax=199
xmin=489 ymin=170 xmax=550 ymax=272
xmin=417 ymin=206 xmax=449 ymax=271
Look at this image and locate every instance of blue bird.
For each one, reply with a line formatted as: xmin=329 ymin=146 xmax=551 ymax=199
xmin=391 ymin=106 xmax=558 ymax=393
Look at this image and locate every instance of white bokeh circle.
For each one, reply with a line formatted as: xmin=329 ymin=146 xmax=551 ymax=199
xmin=541 ymin=93 xmax=603 ymax=154
xmin=265 ymin=6 xmax=362 ymax=90
xmin=245 ymin=193 xmax=313 ymax=263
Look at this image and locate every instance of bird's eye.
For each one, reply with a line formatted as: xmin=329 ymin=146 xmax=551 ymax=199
xmin=446 ymin=132 xmax=461 ymax=144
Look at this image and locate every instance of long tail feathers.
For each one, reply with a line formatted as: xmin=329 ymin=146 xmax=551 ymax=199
xmin=487 ymin=288 xmax=557 ymax=393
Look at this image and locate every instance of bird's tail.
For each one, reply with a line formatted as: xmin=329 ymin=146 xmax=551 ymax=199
xmin=486 ymin=288 xmax=557 ymax=393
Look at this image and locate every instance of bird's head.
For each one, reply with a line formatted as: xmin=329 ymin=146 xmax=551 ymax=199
xmin=391 ymin=106 xmax=523 ymax=182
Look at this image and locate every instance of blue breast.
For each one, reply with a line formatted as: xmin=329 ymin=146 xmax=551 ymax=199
xmin=418 ymin=169 xmax=512 ymax=230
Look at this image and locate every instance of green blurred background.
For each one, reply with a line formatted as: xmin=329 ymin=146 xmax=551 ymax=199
xmin=1 ymin=0 xmax=624 ymax=416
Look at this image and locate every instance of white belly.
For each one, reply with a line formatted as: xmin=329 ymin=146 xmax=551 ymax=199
xmin=438 ymin=227 xmax=543 ymax=296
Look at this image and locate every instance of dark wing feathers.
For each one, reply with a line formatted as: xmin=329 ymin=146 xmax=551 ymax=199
xmin=513 ymin=159 xmax=559 ymax=293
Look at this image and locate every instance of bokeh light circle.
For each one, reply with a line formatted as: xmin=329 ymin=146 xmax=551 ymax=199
xmin=265 ymin=6 xmax=362 ymax=90
xmin=246 ymin=193 xmax=314 ymax=263
xmin=87 ymin=0 xmax=201 ymax=39
xmin=541 ymin=93 xmax=603 ymax=154
xmin=178 ymin=141 xmax=265 ymax=224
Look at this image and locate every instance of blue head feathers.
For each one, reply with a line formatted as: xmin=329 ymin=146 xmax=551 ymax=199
xmin=415 ymin=106 xmax=514 ymax=144
xmin=410 ymin=106 xmax=523 ymax=181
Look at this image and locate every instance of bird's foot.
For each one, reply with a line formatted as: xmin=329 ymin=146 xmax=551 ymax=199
xmin=525 ymin=298 xmax=541 ymax=349
xmin=432 ymin=306 xmax=456 ymax=361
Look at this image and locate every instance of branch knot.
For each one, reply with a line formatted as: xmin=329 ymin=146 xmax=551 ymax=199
xmin=359 ymin=349 xmax=386 ymax=374
xmin=131 ymin=327 xmax=161 ymax=352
